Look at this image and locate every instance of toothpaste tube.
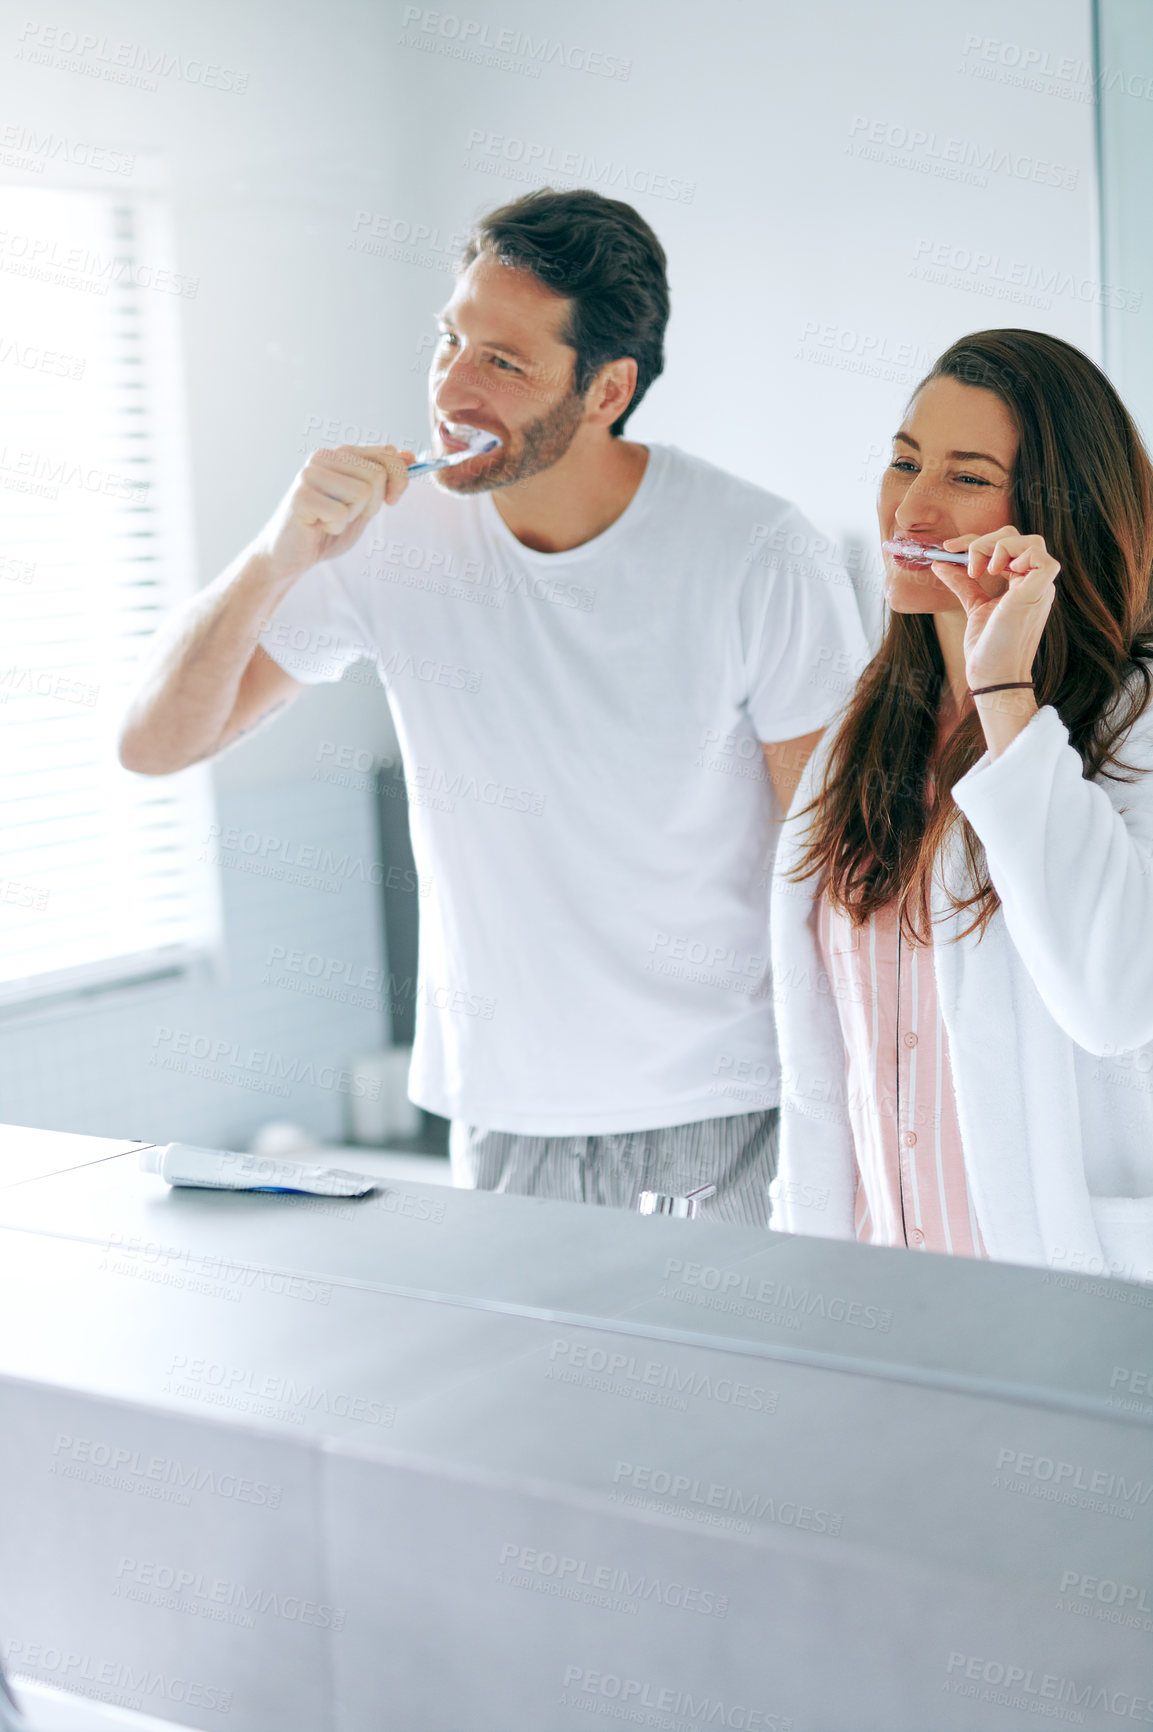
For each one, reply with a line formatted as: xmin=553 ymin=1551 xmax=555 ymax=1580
xmin=139 ymin=1143 xmax=376 ymax=1197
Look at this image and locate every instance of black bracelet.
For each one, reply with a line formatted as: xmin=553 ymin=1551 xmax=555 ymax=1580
xmin=969 ymin=681 xmax=1035 ymax=696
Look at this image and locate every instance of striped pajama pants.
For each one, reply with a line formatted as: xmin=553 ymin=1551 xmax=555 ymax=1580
xmin=448 ymin=1107 xmax=780 ymax=1226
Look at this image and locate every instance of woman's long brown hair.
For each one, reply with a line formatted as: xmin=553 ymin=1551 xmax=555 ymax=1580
xmin=786 ymin=329 xmax=1153 ymax=943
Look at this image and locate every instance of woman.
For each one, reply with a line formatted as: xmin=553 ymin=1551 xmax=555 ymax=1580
xmin=769 ymin=329 xmax=1153 ymax=1283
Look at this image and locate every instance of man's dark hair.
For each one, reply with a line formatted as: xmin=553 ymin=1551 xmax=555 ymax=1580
xmin=459 ymin=188 xmax=669 ymax=436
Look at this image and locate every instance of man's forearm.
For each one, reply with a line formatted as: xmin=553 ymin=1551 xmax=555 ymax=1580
xmin=118 ymin=547 xmax=300 ymax=775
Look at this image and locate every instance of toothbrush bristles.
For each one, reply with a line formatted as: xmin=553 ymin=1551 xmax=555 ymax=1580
xmin=883 ymin=537 xmax=956 ymax=564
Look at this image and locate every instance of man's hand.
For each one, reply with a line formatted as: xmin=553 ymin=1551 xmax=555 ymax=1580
xmin=118 ymin=442 xmax=416 ymax=775
xmin=253 ymin=444 xmax=416 ymax=579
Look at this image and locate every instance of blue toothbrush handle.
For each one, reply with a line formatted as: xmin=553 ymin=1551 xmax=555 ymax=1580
xmin=408 ymin=436 xmax=499 ymax=477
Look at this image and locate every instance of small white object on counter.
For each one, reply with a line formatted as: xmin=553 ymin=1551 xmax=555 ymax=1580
xmin=139 ymin=1142 xmax=376 ymax=1197
xmin=248 ymin=1120 xmax=322 ymax=1160
xmin=345 ymin=1047 xmax=422 ymax=1145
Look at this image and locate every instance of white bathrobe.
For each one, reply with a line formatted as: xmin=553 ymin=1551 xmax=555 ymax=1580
xmin=769 ymin=691 xmax=1153 ymax=1284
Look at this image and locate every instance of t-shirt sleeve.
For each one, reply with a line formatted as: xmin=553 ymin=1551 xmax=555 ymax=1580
xmin=258 ymin=556 xmax=377 ymax=684
xmin=738 ymin=506 xmax=871 ymax=742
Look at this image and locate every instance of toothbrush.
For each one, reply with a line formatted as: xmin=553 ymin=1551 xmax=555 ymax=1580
xmin=883 ymin=537 xmax=969 ymax=566
xmin=407 ymin=421 xmax=501 ymax=476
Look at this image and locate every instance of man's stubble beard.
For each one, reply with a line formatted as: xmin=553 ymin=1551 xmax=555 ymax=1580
xmin=434 ymin=387 xmax=587 ymax=496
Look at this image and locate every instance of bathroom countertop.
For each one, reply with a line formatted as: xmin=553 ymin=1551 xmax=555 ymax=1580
xmin=0 ymin=1124 xmax=1148 ymax=1732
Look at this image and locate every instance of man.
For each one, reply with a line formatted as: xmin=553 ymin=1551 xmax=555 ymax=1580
xmin=119 ymin=188 xmax=868 ymax=1223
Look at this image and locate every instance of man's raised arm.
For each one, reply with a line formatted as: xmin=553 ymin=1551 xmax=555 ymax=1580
xmin=117 ymin=442 xmax=413 ymax=775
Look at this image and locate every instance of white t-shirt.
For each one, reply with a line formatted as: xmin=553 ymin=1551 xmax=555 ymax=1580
xmin=260 ymin=443 xmax=868 ymax=1134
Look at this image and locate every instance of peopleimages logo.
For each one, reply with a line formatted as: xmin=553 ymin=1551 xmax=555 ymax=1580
xmin=165 ymin=1354 xmax=394 ymax=1428
xmin=1108 ymin=1365 xmax=1153 ymax=1415
xmin=463 ymin=130 xmax=695 ymax=204
xmin=370 ymin=533 xmax=596 ymax=612
xmin=400 ymin=7 xmax=631 ymax=80
xmin=660 ymin=1258 xmax=893 ymax=1332
xmin=202 ymin=821 xmax=388 ymax=884
xmin=0 ymin=333 xmax=86 ymax=377
xmin=1058 ymin=1569 xmax=1151 ymax=1615
xmin=695 ymin=726 xmax=770 ymax=785
xmin=611 ymin=1461 xmax=843 ymax=1536
xmin=49 ymin=1433 xmax=283 ymax=1509
xmin=498 ymin=1543 xmax=728 ymax=1618
xmin=409 ymin=760 xmax=546 ymax=817
xmin=994 ymin=1446 xmax=1153 ymax=1520
xmin=100 ymin=1231 xmax=332 ymax=1307
xmin=847 ymin=114 xmax=1078 ymax=189
xmin=0 ymin=444 xmax=146 ymax=499
xmin=960 ymin=32 xmax=1153 ymax=104
xmin=0 ymin=121 xmax=134 ymax=175
xmin=348 ymin=209 xmax=464 ymax=272
xmin=113 ymin=1557 xmax=346 ymax=1630
xmin=945 ymin=1651 xmax=1153 ymax=1721
xmin=559 ymin=1664 xmax=791 ymax=1730
xmin=3 ymin=1640 xmax=231 ymax=1715
xmin=0 ymin=874 xmax=49 ymax=911
xmin=910 ymin=237 xmax=1142 ymax=313
xmin=0 ymin=233 xmax=198 ymax=299
xmin=15 ymin=21 xmax=249 ymax=92
xmin=150 ymin=1026 xmax=381 ymax=1098
xmin=0 ymin=665 xmax=99 ymax=707
xmin=1111 ymin=1365 xmax=1153 ymax=1393
xmin=547 ymin=1338 xmax=778 ymax=1414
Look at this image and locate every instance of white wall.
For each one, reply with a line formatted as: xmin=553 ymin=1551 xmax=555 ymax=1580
xmin=0 ymin=0 xmax=1106 ymax=1141
xmin=1098 ymin=0 xmax=1153 ymax=444
xmin=380 ymin=0 xmax=1100 ymax=636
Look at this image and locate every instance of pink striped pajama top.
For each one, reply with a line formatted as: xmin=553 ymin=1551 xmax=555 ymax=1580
xmin=815 ymin=886 xmax=987 ymax=1259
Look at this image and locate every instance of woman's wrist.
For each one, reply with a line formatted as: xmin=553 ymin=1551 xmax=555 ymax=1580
xmin=971 ymin=684 xmax=1040 ymax=760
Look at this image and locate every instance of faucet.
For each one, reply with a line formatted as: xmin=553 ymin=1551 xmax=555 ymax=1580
xmin=636 ymin=1181 xmax=717 ymax=1219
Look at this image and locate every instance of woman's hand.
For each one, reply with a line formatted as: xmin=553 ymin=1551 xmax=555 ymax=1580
xmin=931 ymin=525 xmax=1060 ymax=692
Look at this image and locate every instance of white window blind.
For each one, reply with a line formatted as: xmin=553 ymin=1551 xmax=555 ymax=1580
xmin=0 ymin=184 xmax=219 ymax=1007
